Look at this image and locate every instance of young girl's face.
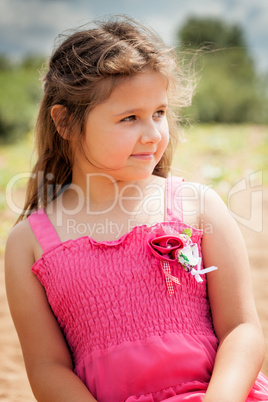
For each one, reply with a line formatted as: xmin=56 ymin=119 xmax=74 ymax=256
xmin=74 ymin=70 xmax=169 ymax=182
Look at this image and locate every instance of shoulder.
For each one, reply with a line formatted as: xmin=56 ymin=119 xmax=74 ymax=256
xmin=6 ymin=218 xmax=34 ymax=256
xmin=5 ymin=218 xmax=42 ymax=330
xmin=179 ymin=180 xmax=224 ymax=206
xmin=170 ymin=180 xmax=248 ymax=266
xmin=172 ymin=180 xmax=229 ymax=229
xmin=5 ymin=217 xmax=41 ymax=274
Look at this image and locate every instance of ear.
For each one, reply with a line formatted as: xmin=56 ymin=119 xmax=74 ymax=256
xmin=51 ymin=105 xmax=70 ymax=139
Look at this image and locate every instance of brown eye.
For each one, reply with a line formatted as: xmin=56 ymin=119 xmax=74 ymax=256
xmin=121 ymin=115 xmax=136 ymax=122
xmin=153 ymin=110 xmax=165 ymax=118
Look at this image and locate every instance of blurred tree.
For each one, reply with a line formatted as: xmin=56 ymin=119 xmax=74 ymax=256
xmin=0 ymin=55 xmax=12 ymax=71
xmin=0 ymin=55 xmax=44 ymax=143
xmin=177 ymin=17 xmax=265 ymax=123
xmin=21 ymin=54 xmax=46 ymax=71
xmin=179 ymin=17 xmax=247 ymax=49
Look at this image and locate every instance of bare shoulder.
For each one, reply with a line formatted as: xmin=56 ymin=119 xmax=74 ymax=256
xmin=5 ymin=218 xmax=43 ymax=307
xmin=5 ymin=219 xmax=35 ymax=268
xmin=179 ymin=181 xmax=248 ymax=264
xmin=5 ymin=218 xmax=43 ymax=267
xmin=179 ymin=181 xmax=229 ymax=229
xmin=5 ymin=218 xmax=39 ymax=269
xmin=5 ymin=218 xmax=39 ymax=312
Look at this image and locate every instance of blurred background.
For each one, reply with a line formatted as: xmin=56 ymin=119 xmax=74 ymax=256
xmin=0 ymin=0 xmax=268 ymax=400
xmin=1 ymin=0 xmax=268 ymax=144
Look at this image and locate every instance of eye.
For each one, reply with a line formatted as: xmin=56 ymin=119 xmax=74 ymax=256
xmin=153 ymin=110 xmax=166 ymax=118
xmin=121 ymin=115 xmax=136 ymax=122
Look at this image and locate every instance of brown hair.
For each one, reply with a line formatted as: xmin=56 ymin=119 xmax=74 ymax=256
xmin=17 ymin=15 xmax=194 ymax=222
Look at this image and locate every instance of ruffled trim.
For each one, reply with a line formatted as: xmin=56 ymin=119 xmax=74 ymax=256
xmin=125 ymin=381 xmax=208 ymax=401
xmin=31 ymin=220 xmax=202 ymax=270
xmin=124 ymin=373 xmax=268 ymax=401
xmin=124 ymin=373 xmax=268 ymax=402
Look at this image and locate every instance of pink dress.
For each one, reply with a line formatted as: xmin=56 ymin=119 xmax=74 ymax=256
xmin=28 ymin=176 xmax=268 ymax=401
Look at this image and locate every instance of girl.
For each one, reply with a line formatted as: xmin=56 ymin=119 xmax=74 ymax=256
xmin=5 ymin=16 xmax=268 ymax=402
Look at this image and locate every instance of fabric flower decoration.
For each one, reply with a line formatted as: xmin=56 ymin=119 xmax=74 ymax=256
xmin=177 ymin=243 xmax=199 ymax=272
xmin=149 ymin=235 xmax=186 ymax=261
xmin=147 ymin=226 xmax=218 ymax=296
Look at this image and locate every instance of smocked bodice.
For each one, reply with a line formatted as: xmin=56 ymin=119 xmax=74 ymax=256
xmin=31 ymin=220 xmax=215 ymax=369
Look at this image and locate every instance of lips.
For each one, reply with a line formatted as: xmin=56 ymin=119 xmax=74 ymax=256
xmin=131 ymin=152 xmax=155 ymax=159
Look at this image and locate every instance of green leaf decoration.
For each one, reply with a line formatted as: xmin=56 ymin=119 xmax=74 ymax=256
xmin=181 ymin=252 xmax=189 ymax=262
xmin=182 ymin=228 xmax=192 ymax=238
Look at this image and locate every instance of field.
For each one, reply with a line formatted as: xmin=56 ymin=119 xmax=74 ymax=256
xmin=0 ymin=124 xmax=268 ymax=401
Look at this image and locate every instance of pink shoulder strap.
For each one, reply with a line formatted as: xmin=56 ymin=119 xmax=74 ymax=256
xmin=165 ymin=176 xmax=184 ymax=222
xmin=28 ymin=209 xmax=61 ymax=252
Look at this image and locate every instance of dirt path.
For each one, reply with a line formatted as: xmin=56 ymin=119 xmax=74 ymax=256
xmin=0 ymin=259 xmax=35 ymax=401
xmin=230 ymin=188 xmax=268 ymax=376
xmin=0 ymin=188 xmax=267 ymax=401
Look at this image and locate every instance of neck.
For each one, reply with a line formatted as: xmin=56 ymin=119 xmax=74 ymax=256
xmin=68 ymin=169 xmax=155 ymax=213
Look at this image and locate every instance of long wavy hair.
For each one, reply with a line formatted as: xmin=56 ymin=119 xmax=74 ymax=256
xmin=17 ymin=15 xmax=194 ymax=222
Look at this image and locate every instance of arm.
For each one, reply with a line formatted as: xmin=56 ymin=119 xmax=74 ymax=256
xmin=5 ymin=220 xmax=96 ymax=402
xmin=199 ymin=187 xmax=265 ymax=401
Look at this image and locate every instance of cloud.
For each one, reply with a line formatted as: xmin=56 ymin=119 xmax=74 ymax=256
xmin=0 ymin=0 xmax=93 ymax=56
xmin=0 ymin=0 xmax=267 ymax=71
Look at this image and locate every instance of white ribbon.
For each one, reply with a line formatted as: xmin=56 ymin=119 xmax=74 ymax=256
xmin=190 ymin=257 xmax=218 ymax=283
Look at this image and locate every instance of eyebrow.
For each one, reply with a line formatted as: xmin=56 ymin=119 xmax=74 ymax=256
xmin=114 ymin=104 xmax=168 ymax=117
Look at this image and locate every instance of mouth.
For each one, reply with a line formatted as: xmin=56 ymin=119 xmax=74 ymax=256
xmin=130 ymin=152 xmax=155 ymax=160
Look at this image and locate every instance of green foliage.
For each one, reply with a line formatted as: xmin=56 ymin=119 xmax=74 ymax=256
xmin=179 ymin=17 xmax=247 ymax=49
xmin=0 ymin=55 xmax=44 ymax=143
xmin=177 ymin=17 xmax=267 ymax=123
xmin=0 ymin=55 xmax=13 ymax=71
xmin=172 ymin=124 xmax=268 ymax=192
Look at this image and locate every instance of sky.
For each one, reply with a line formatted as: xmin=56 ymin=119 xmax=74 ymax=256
xmin=0 ymin=0 xmax=268 ymax=72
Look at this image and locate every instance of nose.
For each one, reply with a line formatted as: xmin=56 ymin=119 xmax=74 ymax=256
xmin=139 ymin=120 xmax=162 ymax=145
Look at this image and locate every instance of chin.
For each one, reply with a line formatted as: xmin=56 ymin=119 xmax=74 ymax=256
xmin=113 ymin=168 xmax=154 ymax=183
xmin=128 ymin=169 xmax=155 ymax=182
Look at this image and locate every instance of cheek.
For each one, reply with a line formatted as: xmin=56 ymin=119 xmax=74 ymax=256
xmin=90 ymin=133 xmax=131 ymax=164
xmin=160 ymin=122 xmax=170 ymax=148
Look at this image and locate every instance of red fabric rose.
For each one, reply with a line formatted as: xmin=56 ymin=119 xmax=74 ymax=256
xmin=147 ymin=234 xmax=186 ymax=262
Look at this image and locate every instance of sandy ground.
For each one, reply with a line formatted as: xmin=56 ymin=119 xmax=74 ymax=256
xmin=0 ymin=188 xmax=268 ymax=401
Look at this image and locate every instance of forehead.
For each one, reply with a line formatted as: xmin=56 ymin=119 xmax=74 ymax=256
xmin=104 ymin=71 xmax=168 ymax=109
xmin=112 ymin=70 xmax=167 ymax=94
